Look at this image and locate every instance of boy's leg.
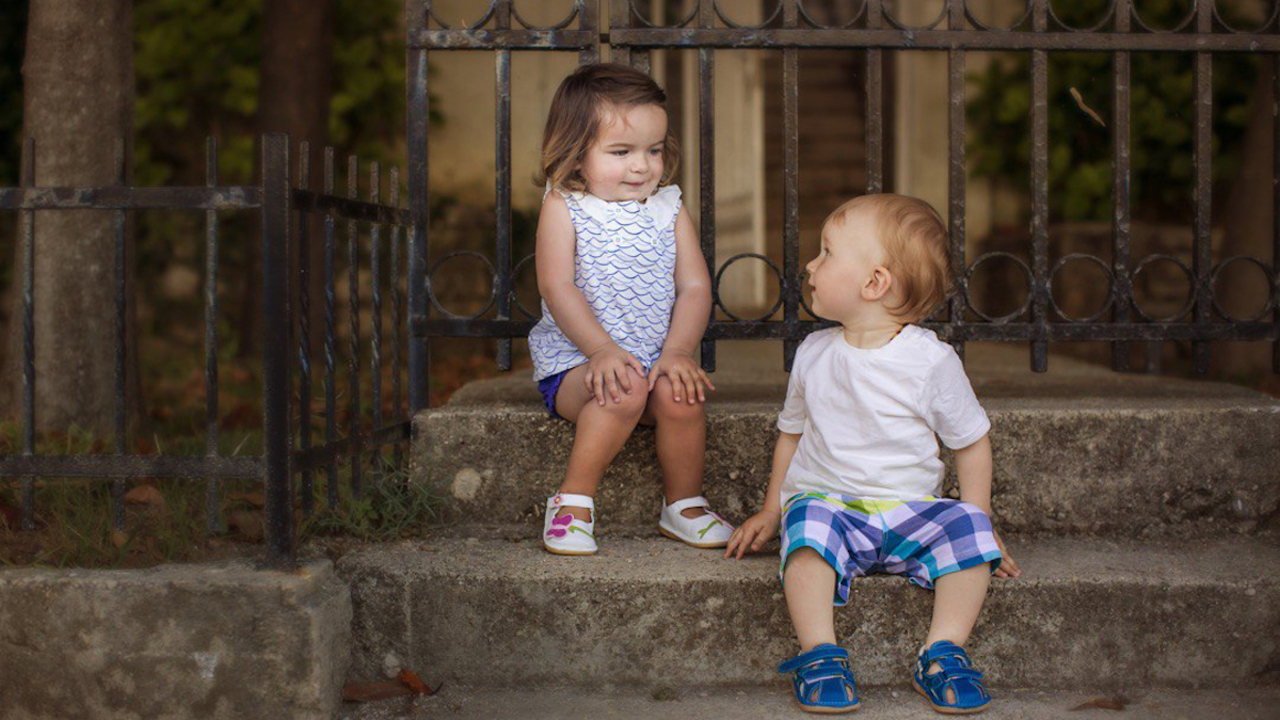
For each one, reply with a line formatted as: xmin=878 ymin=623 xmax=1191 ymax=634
xmin=925 ymin=562 xmax=990 ymax=649
xmin=641 ymin=375 xmax=707 ymax=518
xmin=552 ymin=365 xmax=647 ymax=522
xmin=783 ymin=547 xmax=839 ymax=652
xmin=920 ymin=563 xmax=991 ymax=704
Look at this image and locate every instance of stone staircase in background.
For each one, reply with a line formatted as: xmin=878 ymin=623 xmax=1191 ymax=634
xmin=336 ymin=341 xmax=1280 ymax=716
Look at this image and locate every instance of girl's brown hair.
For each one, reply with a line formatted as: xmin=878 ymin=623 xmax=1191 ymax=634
xmin=825 ymin=194 xmax=953 ymax=324
xmin=538 ymin=63 xmax=680 ymax=193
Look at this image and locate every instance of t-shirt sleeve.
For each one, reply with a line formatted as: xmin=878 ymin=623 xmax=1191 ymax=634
xmin=776 ymin=339 xmax=810 ymax=434
xmin=920 ymin=350 xmax=990 ymax=449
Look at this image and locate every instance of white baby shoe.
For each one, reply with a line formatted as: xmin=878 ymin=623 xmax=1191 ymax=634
xmin=542 ymin=492 xmax=598 ymax=555
xmin=658 ymin=495 xmax=733 ymax=548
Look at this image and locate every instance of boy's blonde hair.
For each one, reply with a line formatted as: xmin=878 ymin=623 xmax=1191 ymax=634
xmin=825 ymin=194 xmax=953 ymax=323
xmin=537 ymin=63 xmax=680 ymax=193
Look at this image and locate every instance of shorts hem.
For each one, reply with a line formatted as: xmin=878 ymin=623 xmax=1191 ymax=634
xmin=917 ymin=549 xmax=1004 ymax=589
xmin=779 ymin=538 xmax=851 ymax=607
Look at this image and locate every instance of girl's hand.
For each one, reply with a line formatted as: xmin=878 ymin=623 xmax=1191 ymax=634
xmin=992 ymin=527 xmax=1021 ymax=579
xmin=584 ymin=344 xmax=646 ymax=405
xmin=724 ymin=508 xmax=781 ymax=560
xmin=648 ymin=350 xmax=716 ymax=404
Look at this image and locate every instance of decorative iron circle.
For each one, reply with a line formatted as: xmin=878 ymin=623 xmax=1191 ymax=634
xmin=511 ymin=0 xmax=581 ymax=31
xmin=628 ymin=0 xmax=699 ymax=29
xmin=714 ymin=253 xmax=786 ymax=322
xmin=797 ymin=0 xmax=868 ymax=30
xmin=882 ymin=0 xmax=949 ymax=32
xmin=1129 ymin=253 xmax=1196 ymax=323
xmin=425 ymin=250 xmax=498 ymax=321
xmin=962 ymin=251 xmax=1034 ymax=323
xmin=1048 ymin=253 xmax=1116 ymax=323
xmin=1213 ymin=0 xmax=1280 ymax=34
xmin=427 ymin=0 xmax=498 ymax=31
xmin=510 ymin=252 xmax=543 ymax=320
xmin=1129 ymin=0 xmax=1198 ymax=34
xmin=1046 ymin=0 xmax=1117 ymax=32
xmin=964 ymin=0 xmax=1033 ymax=32
xmin=715 ymin=0 xmax=785 ymax=29
xmin=1210 ymin=255 xmax=1276 ymax=323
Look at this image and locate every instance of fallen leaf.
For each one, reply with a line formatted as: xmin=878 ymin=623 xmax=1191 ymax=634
xmin=110 ymin=529 xmax=129 ymax=548
xmin=226 ymin=510 xmax=264 ymax=542
xmin=341 ymin=682 xmax=412 ymax=703
xmin=228 ymin=491 xmax=265 ymax=507
xmin=1071 ymin=695 xmax=1128 ymax=711
xmin=124 ymin=485 xmax=166 ymax=507
xmin=1069 ymin=87 xmax=1106 ymax=128
xmin=398 ymin=668 xmax=437 ymax=696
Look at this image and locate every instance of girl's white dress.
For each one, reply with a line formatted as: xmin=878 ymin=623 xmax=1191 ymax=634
xmin=529 ymin=184 xmax=683 ymax=381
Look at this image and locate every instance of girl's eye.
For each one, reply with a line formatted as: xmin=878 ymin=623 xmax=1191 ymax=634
xmin=649 ymin=148 xmax=662 ymax=156
xmin=611 ymin=150 xmax=628 ymax=157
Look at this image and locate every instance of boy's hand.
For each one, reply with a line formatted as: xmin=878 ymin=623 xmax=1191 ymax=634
xmin=648 ymin=350 xmax=715 ymax=404
xmin=584 ymin=344 xmax=646 ymax=405
xmin=724 ymin=508 xmax=781 ymax=560
xmin=992 ymin=527 xmax=1021 ymax=579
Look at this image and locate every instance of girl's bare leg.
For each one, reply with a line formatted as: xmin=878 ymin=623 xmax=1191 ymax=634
xmin=641 ymin=375 xmax=707 ymax=518
xmin=552 ymin=365 xmax=647 ymax=522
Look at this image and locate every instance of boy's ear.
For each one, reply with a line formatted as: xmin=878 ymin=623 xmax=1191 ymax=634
xmin=862 ymin=265 xmax=893 ymax=302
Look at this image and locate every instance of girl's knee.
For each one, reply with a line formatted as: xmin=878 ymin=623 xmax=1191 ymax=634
xmin=648 ymin=377 xmax=706 ymax=421
xmin=599 ymin=386 xmax=647 ymax=419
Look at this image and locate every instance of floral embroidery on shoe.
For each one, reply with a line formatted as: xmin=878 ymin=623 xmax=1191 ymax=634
xmin=546 ymin=514 xmax=573 ymax=538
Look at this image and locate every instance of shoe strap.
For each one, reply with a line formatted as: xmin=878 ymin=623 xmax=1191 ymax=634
xmin=549 ymin=493 xmax=595 ymax=511
xmin=918 ymin=640 xmax=970 ymax=668
xmin=778 ymin=644 xmax=849 ymax=674
xmin=666 ymin=495 xmax=710 ymax=514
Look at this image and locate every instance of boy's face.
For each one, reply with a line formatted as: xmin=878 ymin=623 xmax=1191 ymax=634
xmin=577 ymin=103 xmax=667 ymax=203
xmin=805 ymin=208 xmax=887 ymax=321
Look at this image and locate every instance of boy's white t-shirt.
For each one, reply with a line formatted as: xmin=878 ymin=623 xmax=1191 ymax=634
xmin=777 ymin=325 xmax=990 ymax=505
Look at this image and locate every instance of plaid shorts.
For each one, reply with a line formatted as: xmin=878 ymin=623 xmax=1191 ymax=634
xmin=780 ymin=493 xmax=1003 ymax=606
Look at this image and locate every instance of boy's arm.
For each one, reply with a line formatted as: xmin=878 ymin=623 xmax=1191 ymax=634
xmin=725 ymin=431 xmax=801 ymax=559
xmin=954 ymin=434 xmax=1021 ymax=578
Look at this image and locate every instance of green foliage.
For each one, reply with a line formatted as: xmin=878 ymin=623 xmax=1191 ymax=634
xmin=134 ymin=0 xmax=411 ymax=186
xmin=966 ymin=0 xmax=1258 ymax=223
xmin=299 ymin=456 xmax=444 ymax=541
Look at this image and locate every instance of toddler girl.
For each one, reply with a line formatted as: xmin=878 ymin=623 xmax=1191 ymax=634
xmin=529 ymin=63 xmax=731 ymax=556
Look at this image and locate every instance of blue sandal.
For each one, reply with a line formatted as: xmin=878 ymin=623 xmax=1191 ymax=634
xmin=777 ymin=643 xmax=861 ymax=714
xmin=912 ymin=641 xmax=991 ymax=714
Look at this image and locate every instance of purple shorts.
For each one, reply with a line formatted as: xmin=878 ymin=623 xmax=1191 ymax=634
xmin=536 ymin=368 xmax=572 ymax=420
xmin=780 ymin=493 xmax=1003 ymax=606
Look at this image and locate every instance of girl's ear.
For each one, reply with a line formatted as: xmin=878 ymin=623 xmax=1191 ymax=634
xmin=861 ymin=266 xmax=893 ymax=302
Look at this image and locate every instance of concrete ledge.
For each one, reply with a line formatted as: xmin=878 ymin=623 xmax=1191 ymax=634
xmin=339 ymin=536 xmax=1280 ymax=690
xmin=0 ymin=559 xmax=352 ymax=720
xmin=415 ymin=389 xmax=1280 ymax=535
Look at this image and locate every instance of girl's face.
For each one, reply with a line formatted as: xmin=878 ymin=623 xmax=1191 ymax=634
xmin=577 ymin=103 xmax=667 ymax=202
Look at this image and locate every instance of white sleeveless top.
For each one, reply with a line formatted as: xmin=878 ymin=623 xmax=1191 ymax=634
xmin=529 ymin=184 xmax=683 ymax=381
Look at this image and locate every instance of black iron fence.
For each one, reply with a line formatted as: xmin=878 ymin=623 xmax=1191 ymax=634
xmin=407 ymin=0 xmax=1279 ymax=390
xmin=0 ymin=133 xmax=412 ymax=564
xmin=2 ymin=0 xmax=1278 ymax=565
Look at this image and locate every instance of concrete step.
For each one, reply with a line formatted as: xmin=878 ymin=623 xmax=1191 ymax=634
xmin=339 ymin=686 xmax=1280 ymax=720
xmin=336 ymin=534 xmax=1280 ymax=691
xmin=414 ymin=344 xmax=1280 ymax=536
